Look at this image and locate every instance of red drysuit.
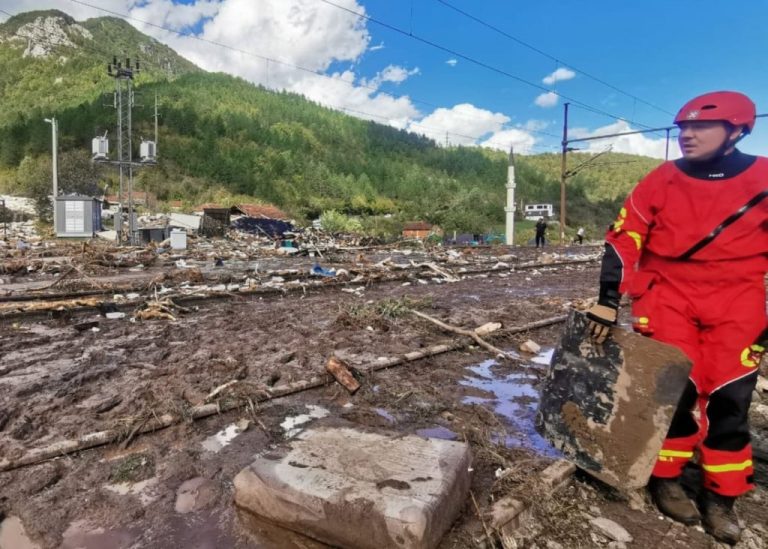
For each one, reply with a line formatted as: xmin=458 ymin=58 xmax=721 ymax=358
xmin=599 ymin=150 xmax=768 ymax=496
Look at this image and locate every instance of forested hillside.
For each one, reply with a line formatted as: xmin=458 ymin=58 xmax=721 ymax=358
xmin=0 ymin=10 xmax=663 ymax=233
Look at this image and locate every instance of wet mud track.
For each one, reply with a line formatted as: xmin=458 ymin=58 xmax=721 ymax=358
xmin=0 ymin=251 xmax=766 ymax=548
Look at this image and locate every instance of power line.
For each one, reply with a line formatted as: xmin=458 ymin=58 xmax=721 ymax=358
xmin=64 ymin=0 xmax=560 ymax=143
xmin=3 ymin=5 xmax=562 ymax=152
xmin=316 ymin=0 xmax=661 ymax=131
xmin=66 ymin=0 xmax=559 ymax=141
xmin=433 ymin=0 xmax=674 ymax=116
xmin=0 ymin=10 xmax=541 ymax=155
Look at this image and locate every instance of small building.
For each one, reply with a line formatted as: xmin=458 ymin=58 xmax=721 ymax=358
xmin=168 ymin=212 xmax=202 ymax=232
xmin=55 ymin=195 xmax=103 ymax=238
xmin=402 ymin=221 xmax=433 ymax=239
xmin=133 ymin=226 xmax=171 ymax=245
xmin=200 ymin=206 xmax=231 ymax=237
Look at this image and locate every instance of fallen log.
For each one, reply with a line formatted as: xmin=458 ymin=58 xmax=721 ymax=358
xmin=0 ymin=314 xmax=568 ymax=473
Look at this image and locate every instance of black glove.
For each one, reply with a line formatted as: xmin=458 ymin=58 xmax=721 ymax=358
xmin=586 ymin=284 xmax=620 ymax=344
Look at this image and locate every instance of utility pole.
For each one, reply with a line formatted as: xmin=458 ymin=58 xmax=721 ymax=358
xmin=154 ymin=91 xmax=159 ymax=145
xmin=44 ymin=117 xmax=58 ymax=230
xmin=559 ymin=102 xmax=570 ymax=244
xmin=107 ymin=56 xmax=139 ymax=245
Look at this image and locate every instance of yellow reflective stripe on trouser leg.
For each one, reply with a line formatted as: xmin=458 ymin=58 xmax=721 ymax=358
xmin=657 ymin=449 xmax=694 ymax=461
xmin=702 ymin=460 xmax=753 ymax=473
xmin=659 ymin=449 xmax=694 ymax=458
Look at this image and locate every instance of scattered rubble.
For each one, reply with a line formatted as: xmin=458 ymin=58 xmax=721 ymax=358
xmin=0 ymin=216 xmax=764 ymax=549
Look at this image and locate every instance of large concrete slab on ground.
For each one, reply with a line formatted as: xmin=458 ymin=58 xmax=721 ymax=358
xmin=234 ymin=426 xmax=472 ymax=549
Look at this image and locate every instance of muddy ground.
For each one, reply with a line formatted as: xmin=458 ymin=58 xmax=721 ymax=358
xmin=0 ymin=243 xmax=766 ymax=548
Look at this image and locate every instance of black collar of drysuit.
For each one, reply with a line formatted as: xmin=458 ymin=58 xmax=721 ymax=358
xmin=674 ymin=149 xmax=757 ymax=180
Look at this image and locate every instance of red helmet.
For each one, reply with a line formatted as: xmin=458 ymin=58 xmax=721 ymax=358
xmin=674 ymin=91 xmax=756 ymax=133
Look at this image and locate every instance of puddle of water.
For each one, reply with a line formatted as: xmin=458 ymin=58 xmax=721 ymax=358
xmin=103 ymin=477 xmax=159 ymax=506
xmin=461 ymin=359 xmax=561 ymax=458
xmin=0 ymin=516 xmax=40 ymax=549
xmin=61 ymin=520 xmax=140 ymax=549
xmin=280 ymin=405 xmax=329 ymax=438
xmin=201 ymin=423 xmax=242 ymax=453
xmin=416 ymin=426 xmax=458 ymax=440
xmin=374 ymin=408 xmax=396 ymax=423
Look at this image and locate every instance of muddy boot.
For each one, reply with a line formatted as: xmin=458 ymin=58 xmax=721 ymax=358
xmin=700 ymin=490 xmax=742 ymax=545
xmin=648 ymin=476 xmax=701 ymax=525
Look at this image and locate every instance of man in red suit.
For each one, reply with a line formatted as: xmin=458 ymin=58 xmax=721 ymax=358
xmin=586 ymin=91 xmax=767 ymax=544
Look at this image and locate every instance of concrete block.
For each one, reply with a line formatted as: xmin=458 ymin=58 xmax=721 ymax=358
xmin=234 ymin=427 xmax=472 ymax=549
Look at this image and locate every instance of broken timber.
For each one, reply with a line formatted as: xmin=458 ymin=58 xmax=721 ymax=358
xmin=0 ymin=314 xmax=567 ymax=473
xmin=326 ymin=356 xmax=361 ymax=394
xmin=474 ymin=459 xmax=576 ymax=547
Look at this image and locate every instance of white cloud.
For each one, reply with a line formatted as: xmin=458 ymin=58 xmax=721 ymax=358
xmin=522 ymin=119 xmax=550 ymax=132
xmin=6 ymin=0 xmax=541 ymax=154
xmin=534 ymin=91 xmax=559 ymax=108
xmin=410 ymin=103 xmax=509 ymax=146
xmin=542 ymin=67 xmax=575 ymax=86
xmin=362 ymin=64 xmax=420 ymax=88
xmin=480 ymin=129 xmax=537 ymax=154
xmin=130 ymin=0 xmax=220 ymax=30
xmin=575 ymin=120 xmax=679 ymax=159
xmin=293 ymin=69 xmax=420 ymax=127
xmin=446 ymin=58 xmax=457 ymax=67
xmin=406 ymin=103 xmax=538 ymax=152
xmin=9 ymin=0 xmax=423 ymax=122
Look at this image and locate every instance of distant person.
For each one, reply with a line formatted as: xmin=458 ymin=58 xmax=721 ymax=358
xmin=575 ymin=227 xmax=585 ymax=244
xmin=534 ymin=218 xmax=547 ymax=248
xmin=585 ymin=91 xmax=767 ymax=543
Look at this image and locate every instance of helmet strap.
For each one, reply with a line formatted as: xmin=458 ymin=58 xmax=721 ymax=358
xmin=713 ymin=124 xmax=745 ymax=159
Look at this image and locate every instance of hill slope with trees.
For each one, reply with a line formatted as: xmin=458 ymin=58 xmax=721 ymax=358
xmin=0 ymin=10 xmax=663 ymax=234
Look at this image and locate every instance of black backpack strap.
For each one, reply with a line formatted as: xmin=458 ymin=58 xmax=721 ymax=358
xmin=678 ymin=189 xmax=768 ymax=261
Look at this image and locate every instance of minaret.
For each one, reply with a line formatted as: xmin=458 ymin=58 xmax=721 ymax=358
xmin=505 ymin=147 xmax=516 ymax=245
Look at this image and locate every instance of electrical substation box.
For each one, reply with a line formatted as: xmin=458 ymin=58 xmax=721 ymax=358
xmin=92 ymin=136 xmax=109 ymax=160
xmin=140 ymin=140 xmax=156 ymax=163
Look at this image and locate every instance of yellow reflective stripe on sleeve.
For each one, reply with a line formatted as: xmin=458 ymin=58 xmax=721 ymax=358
xmin=702 ymin=460 xmax=753 ymax=473
xmin=613 ymin=208 xmax=627 ymax=233
xmin=659 ymin=449 xmax=694 ymax=459
xmin=626 ymin=231 xmax=643 ymax=250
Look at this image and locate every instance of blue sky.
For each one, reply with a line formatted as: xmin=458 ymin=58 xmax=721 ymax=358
xmin=4 ymin=0 xmax=768 ymax=157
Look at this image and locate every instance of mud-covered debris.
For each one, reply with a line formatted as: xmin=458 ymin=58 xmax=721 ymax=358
xmin=520 ymin=339 xmax=541 ymax=354
xmin=756 ymin=376 xmax=767 ymax=394
xmin=326 ymin=356 xmax=361 ymax=394
xmin=175 ymin=477 xmax=218 ymax=514
xmin=134 ymin=297 xmax=193 ymax=321
xmin=589 ymin=517 xmax=633 ymax=543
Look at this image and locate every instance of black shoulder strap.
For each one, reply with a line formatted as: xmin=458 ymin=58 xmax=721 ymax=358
xmin=678 ymin=189 xmax=768 ymax=260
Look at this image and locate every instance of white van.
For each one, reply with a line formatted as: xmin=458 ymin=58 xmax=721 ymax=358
xmin=523 ymin=203 xmax=554 ymax=221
